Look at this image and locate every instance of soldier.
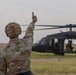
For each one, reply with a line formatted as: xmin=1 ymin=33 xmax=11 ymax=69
xmin=66 ymin=40 xmax=73 ymax=51
xmin=0 ymin=12 xmax=37 ymax=75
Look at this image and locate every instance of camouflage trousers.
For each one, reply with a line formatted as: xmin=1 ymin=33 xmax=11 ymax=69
xmin=16 ymin=71 xmax=34 ymax=75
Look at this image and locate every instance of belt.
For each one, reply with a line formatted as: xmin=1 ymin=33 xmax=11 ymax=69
xmin=16 ymin=71 xmax=33 ymax=75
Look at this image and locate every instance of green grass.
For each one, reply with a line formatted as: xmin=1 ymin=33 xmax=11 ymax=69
xmin=31 ymin=51 xmax=76 ymax=59
xmin=31 ymin=51 xmax=76 ymax=75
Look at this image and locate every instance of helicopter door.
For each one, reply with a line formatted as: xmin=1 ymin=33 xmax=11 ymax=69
xmin=48 ymin=39 xmax=55 ymax=52
xmin=58 ymin=39 xmax=64 ymax=55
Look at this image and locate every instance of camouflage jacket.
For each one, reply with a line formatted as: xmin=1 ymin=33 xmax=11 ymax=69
xmin=0 ymin=22 xmax=35 ymax=75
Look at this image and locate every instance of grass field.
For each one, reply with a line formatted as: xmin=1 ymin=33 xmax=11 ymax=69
xmin=31 ymin=52 xmax=76 ymax=75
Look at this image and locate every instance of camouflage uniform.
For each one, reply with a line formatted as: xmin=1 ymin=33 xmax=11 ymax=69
xmin=0 ymin=22 xmax=35 ymax=75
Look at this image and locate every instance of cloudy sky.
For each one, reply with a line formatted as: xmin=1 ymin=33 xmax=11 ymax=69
xmin=0 ymin=0 xmax=76 ymax=43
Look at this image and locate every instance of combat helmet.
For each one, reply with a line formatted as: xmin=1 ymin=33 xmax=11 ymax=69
xmin=5 ymin=22 xmax=21 ymax=38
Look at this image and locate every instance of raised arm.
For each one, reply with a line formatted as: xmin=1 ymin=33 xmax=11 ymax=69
xmin=23 ymin=12 xmax=37 ymax=39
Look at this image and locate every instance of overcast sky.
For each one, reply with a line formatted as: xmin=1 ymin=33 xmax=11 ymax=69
xmin=0 ymin=0 xmax=76 ymax=43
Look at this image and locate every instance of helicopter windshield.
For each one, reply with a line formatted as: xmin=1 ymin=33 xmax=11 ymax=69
xmin=36 ymin=38 xmax=46 ymax=45
xmin=36 ymin=39 xmax=41 ymax=44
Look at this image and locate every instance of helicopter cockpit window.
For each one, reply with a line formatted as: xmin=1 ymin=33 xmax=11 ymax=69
xmin=36 ymin=40 xmax=41 ymax=44
xmin=40 ymin=39 xmax=46 ymax=45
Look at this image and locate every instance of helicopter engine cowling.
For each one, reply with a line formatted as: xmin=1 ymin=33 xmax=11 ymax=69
xmin=67 ymin=31 xmax=76 ymax=38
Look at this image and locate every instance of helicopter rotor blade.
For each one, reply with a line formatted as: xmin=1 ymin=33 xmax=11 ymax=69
xmin=34 ymin=25 xmax=76 ymax=30
xmin=21 ymin=24 xmax=76 ymax=28
xmin=20 ymin=24 xmax=64 ymax=27
xmin=22 ymin=27 xmax=59 ymax=32
xmin=21 ymin=24 xmax=76 ymax=32
xmin=34 ymin=25 xmax=64 ymax=27
xmin=22 ymin=27 xmax=62 ymax=32
xmin=34 ymin=27 xmax=65 ymax=31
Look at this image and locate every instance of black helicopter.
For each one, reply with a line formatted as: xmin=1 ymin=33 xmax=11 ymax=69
xmin=22 ymin=24 xmax=76 ymax=55
xmin=32 ymin=24 xmax=76 ymax=55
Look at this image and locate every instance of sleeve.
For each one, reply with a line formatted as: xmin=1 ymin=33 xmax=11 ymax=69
xmin=0 ymin=50 xmax=6 ymax=75
xmin=0 ymin=45 xmax=9 ymax=75
xmin=23 ymin=21 xmax=35 ymax=38
xmin=23 ymin=21 xmax=35 ymax=49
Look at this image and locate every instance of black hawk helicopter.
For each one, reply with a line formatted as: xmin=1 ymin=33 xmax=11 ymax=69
xmin=21 ymin=24 xmax=76 ymax=55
